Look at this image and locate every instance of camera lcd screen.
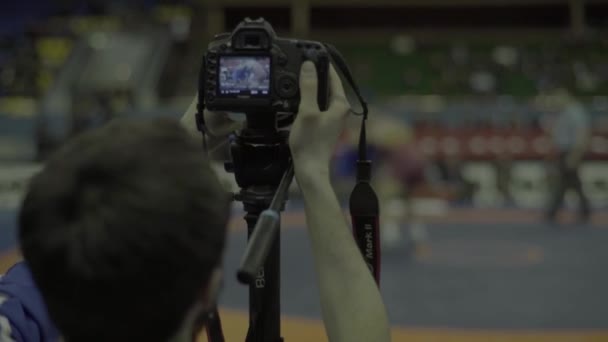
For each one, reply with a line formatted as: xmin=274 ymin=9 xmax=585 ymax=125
xmin=218 ymin=56 xmax=271 ymax=97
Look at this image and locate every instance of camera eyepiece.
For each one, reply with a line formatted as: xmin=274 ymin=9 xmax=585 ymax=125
xmin=231 ymin=18 xmax=275 ymax=51
xmin=233 ymin=30 xmax=270 ymax=50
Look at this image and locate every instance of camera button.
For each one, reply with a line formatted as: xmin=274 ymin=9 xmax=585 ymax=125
xmin=278 ymin=54 xmax=288 ymax=66
xmin=276 ymin=75 xmax=298 ymax=98
xmin=303 ymin=50 xmax=317 ymax=60
xmin=272 ymin=101 xmax=288 ymax=111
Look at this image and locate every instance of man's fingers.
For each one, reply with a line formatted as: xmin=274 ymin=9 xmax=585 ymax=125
xmin=298 ymin=61 xmax=319 ymax=113
xmin=180 ymin=94 xmax=200 ymax=136
xmin=204 ymin=110 xmax=242 ymax=136
xmin=328 ymin=64 xmax=350 ymax=113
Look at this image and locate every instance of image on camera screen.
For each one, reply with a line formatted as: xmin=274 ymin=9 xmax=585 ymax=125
xmin=218 ymin=56 xmax=271 ymax=97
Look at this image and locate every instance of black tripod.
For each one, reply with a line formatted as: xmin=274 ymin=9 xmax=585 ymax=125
xmin=200 ymin=44 xmax=379 ymax=342
xmin=207 ymin=112 xmax=293 ymax=342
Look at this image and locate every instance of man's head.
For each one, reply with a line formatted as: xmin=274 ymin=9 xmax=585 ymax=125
xmin=18 ymin=118 xmax=230 ymax=341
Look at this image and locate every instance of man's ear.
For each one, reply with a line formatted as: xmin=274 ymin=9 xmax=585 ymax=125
xmin=201 ymin=268 xmax=223 ymax=310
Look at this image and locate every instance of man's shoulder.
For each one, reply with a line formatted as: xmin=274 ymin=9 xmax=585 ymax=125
xmin=1 ymin=263 xmax=35 ymax=285
xmin=0 ymin=262 xmax=60 ymax=341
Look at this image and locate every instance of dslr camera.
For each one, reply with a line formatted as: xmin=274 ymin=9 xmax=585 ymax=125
xmin=200 ymin=18 xmax=330 ymax=114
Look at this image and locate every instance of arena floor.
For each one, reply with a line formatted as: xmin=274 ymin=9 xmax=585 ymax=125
xmin=1 ymin=205 xmax=607 ymax=342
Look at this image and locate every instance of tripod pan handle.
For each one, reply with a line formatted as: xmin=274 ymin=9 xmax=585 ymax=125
xmin=237 ymin=210 xmax=280 ymax=284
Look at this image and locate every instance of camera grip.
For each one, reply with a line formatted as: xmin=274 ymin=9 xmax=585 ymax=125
xmin=315 ymin=54 xmax=330 ymax=111
xmin=303 ymin=50 xmax=330 ymax=112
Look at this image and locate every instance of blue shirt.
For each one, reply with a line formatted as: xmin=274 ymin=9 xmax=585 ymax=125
xmin=0 ymin=262 xmax=59 ymax=341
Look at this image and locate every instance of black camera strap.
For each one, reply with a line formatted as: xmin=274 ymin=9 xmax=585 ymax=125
xmin=324 ymin=44 xmax=381 ymax=285
xmin=196 ymin=56 xmax=210 ymax=155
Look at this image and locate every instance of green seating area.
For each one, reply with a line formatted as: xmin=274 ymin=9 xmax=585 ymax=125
xmin=334 ymin=39 xmax=608 ymax=97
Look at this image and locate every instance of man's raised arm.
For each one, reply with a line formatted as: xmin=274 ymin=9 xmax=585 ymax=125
xmin=185 ymin=60 xmax=391 ymax=342
xmin=289 ymin=61 xmax=391 ymax=342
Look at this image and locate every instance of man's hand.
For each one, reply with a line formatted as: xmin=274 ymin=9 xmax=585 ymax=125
xmin=289 ymin=61 xmax=351 ymax=177
xmin=180 ymin=95 xmax=243 ymax=139
xmin=288 ymin=61 xmax=391 ymax=342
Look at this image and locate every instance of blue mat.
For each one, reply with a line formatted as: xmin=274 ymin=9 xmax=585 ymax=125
xmin=220 ymin=222 xmax=608 ymax=329
xmin=2 ymin=205 xmax=607 ymax=329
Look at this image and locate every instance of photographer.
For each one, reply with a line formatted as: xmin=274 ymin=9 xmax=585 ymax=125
xmin=0 ymin=62 xmax=390 ymax=342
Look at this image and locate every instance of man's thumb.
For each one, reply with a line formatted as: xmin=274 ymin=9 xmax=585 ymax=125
xmin=299 ymin=61 xmax=319 ymax=111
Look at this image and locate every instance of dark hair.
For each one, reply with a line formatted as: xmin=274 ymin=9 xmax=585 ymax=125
xmin=18 ymin=118 xmax=230 ymax=341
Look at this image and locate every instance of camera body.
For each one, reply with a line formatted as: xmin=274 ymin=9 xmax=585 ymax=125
xmin=200 ymin=18 xmax=330 ymax=114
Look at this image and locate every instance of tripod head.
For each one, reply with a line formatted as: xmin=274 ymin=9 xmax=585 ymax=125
xmin=227 ymin=112 xmax=291 ymax=191
xmin=227 ymin=112 xmax=294 ymax=285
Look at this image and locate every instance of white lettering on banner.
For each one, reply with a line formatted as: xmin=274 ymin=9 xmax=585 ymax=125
xmin=581 ymin=163 xmax=608 ymax=203
xmin=462 ymin=161 xmax=608 ymax=207
xmin=0 ymin=163 xmax=42 ymax=210
xmin=509 ymin=162 xmax=549 ymax=208
xmin=462 ymin=162 xmax=501 ymax=206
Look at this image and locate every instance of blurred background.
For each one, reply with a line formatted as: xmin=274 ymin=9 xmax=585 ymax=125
xmin=1 ymin=0 xmax=607 ymax=341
